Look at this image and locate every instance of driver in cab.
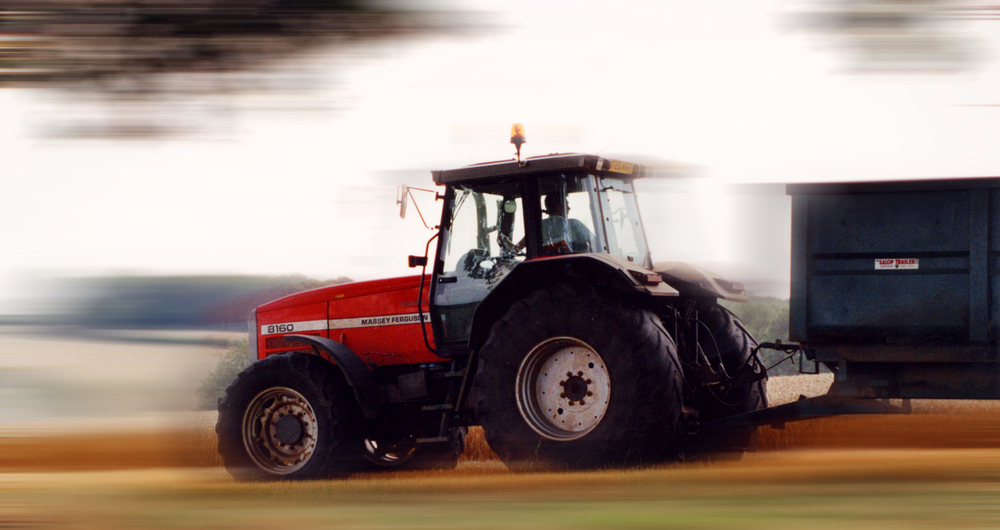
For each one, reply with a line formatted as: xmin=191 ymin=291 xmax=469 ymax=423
xmin=541 ymin=193 xmax=594 ymax=253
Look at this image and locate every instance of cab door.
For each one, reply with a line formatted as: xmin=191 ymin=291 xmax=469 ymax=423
xmin=431 ymin=179 xmax=526 ymax=350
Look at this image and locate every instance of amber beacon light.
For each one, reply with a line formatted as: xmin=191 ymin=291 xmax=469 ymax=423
xmin=510 ymin=123 xmax=526 ymax=164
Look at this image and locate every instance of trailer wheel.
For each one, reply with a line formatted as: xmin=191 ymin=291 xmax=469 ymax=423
xmin=363 ymin=427 xmax=466 ymax=471
xmin=216 ymin=353 xmax=366 ymax=480
xmin=474 ymin=284 xmax=682 ymax=470
xmin=687 ymin=304 xmax=768 ymax=460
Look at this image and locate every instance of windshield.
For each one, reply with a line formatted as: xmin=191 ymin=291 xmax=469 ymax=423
xmin=598 ymin=177 xmax=649 ymax=267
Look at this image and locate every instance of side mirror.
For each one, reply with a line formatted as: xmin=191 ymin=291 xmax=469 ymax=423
xmin=408 ymin=255 xmax=428 ymax=268
xmin=396 ymin=185 xmax=409 ymax=219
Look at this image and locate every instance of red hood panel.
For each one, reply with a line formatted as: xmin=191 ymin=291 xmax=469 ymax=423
xmin=257 ymin=275 xmax=429 ymax=312
xmin=254 ymin=274 xmax=442 ymax=366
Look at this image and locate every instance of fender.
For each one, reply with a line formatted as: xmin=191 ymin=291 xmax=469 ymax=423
xmin=653 ymin=261 xmax=748 ymax=302
xmin=286 ymin=334 xmax=380 ymax=419
xmin=467 ymin=254 xmax=679 ymax=352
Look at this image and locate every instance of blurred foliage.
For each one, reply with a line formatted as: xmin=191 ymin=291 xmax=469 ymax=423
xmin=723 ymin=295 xmax=820 ymax=376
xmin=0 ymin=0 xmax=471 ymax=137
xmin=725 ymin=295 xmax=789 ymax=344
xmin=197 ymin=337 xmax=251 ymax=409
xmin=0 ymin=0 xmax=461 ymax=87
xmin=12 ymin=274 xmax=352 ymax=330
xmin=789 ymin=0 xmax=997 ymax=74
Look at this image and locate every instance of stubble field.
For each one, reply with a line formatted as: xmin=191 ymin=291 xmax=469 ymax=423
xmin=3 ymin=330 xmax=1000 ymax=528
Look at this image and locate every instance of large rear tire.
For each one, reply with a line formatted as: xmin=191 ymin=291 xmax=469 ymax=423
xmin=474 ymin=284 xmax=683 ymax=470
xmin=216 ymin=353 xmax=367 ymax=480
xmin=686 ymin=304 xmax=768 ymax=460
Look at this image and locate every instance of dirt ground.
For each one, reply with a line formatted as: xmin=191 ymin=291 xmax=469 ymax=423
xmin=5 ymin=449 xmax=1000 ymax=529
xmin=4 ymin=330 xmax=1000 ymax=528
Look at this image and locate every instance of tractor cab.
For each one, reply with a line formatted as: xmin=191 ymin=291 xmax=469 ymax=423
xmin=427 ymin=153 xmax=654 ymax=351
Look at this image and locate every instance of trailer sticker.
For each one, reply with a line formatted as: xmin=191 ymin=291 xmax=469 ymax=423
xmin=261 ymin=319 xmax=327 ymax=336
xmin=329 ymin=313 xmax=431 ymax=329
xmin=875 ymin=258 xmax=919 ymax=270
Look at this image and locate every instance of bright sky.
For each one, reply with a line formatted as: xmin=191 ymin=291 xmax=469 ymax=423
xmin=2 ymin=0 xmax=1000 ymax=310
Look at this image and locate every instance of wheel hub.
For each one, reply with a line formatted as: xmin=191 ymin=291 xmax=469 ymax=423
xmin=273 ymin=414 xmax=304 ymax=446
xmin=516 ymin=337 xmax=611 ymax=441
xmin=242 ymin=387 xmax=319 ymax=475
xmin=560 ymin=374 xmax=590 ymax=403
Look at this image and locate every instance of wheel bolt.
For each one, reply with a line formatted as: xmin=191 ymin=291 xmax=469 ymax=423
xmin=587 ymin=391 xmax=593 ymax=396
xmin=560 ymin=393 xmax=566 ymax=398
xmin=585 ymin=379 xmax=592 ymax=384
xmin=567 ymin=372 xmax=573 ymax=377
xmin=579 ymin=399 xmax=586 ymax=405
xmin=577 ymin=371 xmax=583 ymax=376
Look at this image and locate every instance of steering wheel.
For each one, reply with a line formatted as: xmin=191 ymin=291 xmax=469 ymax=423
xmin=498 ymin=232 xmax=526 ymax=257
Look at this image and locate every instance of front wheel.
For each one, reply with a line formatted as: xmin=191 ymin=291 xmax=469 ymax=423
xmin=474 ymin=284 xmax=683 ymax=470
xmin=216 ymin=353 xmax=366 ymax=480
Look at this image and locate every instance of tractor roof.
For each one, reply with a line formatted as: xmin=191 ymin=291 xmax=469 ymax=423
xmin=431 ymin=153 xmax=648 ymax=186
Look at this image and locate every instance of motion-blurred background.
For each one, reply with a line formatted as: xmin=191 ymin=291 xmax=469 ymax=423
xmin=4 ymin=0 xmax=1000 ymax=485
xmin=5 ymin=2 xmax=1000 ymax=527
xmin=5 ymin=0 xmax=1000 ymax=312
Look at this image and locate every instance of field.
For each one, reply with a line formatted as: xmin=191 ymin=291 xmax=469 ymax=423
xmin=3 ymin=330 xmax=1000 ymax=528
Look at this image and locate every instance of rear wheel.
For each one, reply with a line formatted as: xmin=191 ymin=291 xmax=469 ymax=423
xmin=474 ymin=284 xmax=683 ymax=470
xmin=516 ymin=337 xmax=612 ymax=441
xmin=686 ymin=305 xmax=768 ymax=460
xmin=216 ymin=353 xmax=366 ymax=480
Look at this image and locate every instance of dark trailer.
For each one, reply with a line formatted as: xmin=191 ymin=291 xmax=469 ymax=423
xmin=788 ymin=177 xmax=1000 ymax=401
xmin=712 ymin=176 xmax=1000 ymax=431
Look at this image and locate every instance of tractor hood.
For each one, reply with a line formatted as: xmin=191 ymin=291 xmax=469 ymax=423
xmin=253 ymin=275 xmax=443 ymax=366
xmin=257 ymin=276 xmax=427 ymax=313
xmin=653 ymin=262 xmax=748 ymax=302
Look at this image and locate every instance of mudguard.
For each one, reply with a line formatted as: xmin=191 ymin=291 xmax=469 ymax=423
xmin=467 ymin=254 xmax=679 ymax=351
xmin=653 ymin=261 xmax=748 ymax=302
xmin=286 ymin=334 xmax=380 ymax=419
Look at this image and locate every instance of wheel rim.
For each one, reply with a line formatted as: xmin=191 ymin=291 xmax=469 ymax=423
xmin=242 ymin=387 xmax=319 ymax=475
xmin=363 ymin=436 xmax=418 ymax=467
xmin=515 ymin=337 xmax=611 ymax=441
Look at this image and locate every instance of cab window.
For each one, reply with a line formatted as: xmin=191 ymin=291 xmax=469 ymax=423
xmin=598 ymin=177 xmax=649 ymax=266
xmin=434 ymin=180 xmax=525 ymax=344
xmin=537 ymin=174 xmax=602 ymax=256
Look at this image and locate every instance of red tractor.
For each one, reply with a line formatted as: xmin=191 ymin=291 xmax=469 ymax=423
xmin=217 ymin=134 xmax=766 ymax=480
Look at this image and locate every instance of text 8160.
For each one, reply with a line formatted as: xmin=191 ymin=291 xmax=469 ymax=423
xmin=266 ymin=323 xmax=294 ymax=334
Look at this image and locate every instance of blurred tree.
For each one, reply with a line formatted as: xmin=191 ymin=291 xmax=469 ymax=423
xmin=0 ymin=0 xmax=459 ymax=85
xmin=38 ymin=274 xmax=353 ymax=330
xmin=790 ymin=0 xmax=996 ymax=74
xmin=0 ymin=0 xmax=470 ymax=136
xmin=723 ymin=295 xmax=820 ymax=376
xmin=725 ymin=294 xmax=789 ymax=344
xmin=197 ymin=337 xmax=251 ymax=409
